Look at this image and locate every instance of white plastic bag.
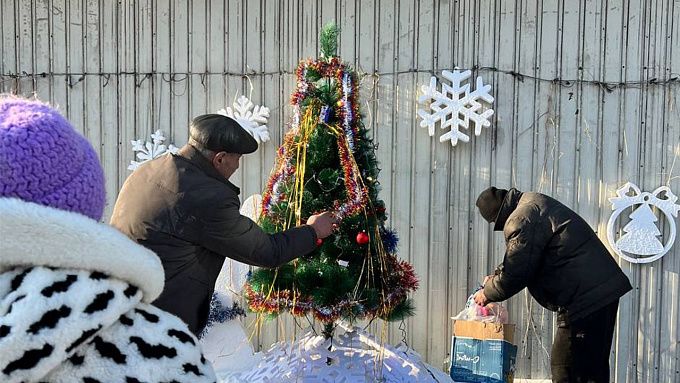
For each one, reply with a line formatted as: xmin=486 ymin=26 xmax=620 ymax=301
xmin=452 ymin=290 xmax=509 ymax=323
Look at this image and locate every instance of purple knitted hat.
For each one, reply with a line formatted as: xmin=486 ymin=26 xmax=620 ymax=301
xmin=0 ymin=96 xmax=105 ymax=220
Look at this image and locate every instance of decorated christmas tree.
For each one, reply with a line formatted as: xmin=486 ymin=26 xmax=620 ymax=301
xmin=245 ymin=24 xmax=418 ymax=338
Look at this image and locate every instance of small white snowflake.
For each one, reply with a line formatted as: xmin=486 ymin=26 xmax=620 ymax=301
xmin=128 ymin=130 xmax=179 ymax=171
xmin=217 ymin=95 xmax=270 ymax=144
xmin=417 ymin=69 xmax=495 ymax=146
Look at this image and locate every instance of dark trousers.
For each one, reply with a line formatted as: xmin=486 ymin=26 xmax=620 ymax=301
xmin=551 ymin=300 xmax=619 ymax=383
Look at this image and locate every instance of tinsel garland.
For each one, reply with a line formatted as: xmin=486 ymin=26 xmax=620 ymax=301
xmin=245 ymin=254 xmax=418 ymax=322
xmin=341 ymin=72 xmax=356 ymax=150
xmin=198 ymin=291 xmax=247 ymax=339
xmin=262 ymin=56 xmax=366 ymax=219
xmin=261 ymin=109 xmax=299 ymax=214
xmin=244 ymin=284 xmax=313 ymax=316
xmin=330 ymin=124 xmax=369 ymax=218
xmin=380 ymin=227 xmax=399 ymax=254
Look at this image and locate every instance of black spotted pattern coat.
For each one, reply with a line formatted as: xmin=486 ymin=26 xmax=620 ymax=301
xmin=0 ymin=198 xmax=216 ymax=383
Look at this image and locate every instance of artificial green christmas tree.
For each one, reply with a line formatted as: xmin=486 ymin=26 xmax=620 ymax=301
xmin=245 ymin=24 xmax=418 ymax=338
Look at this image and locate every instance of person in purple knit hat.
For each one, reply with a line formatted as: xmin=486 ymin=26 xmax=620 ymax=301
xmin=0 ymin=95 xmax=216 ymax=383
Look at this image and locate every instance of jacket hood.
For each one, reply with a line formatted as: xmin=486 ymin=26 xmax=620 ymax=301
xmin=0 ymin=197 xmax=164 ymax=302
xmin=493 ymin=188 xmax=523 ymax=231
xmin=476 ymin=187 xmax=509 ymax=224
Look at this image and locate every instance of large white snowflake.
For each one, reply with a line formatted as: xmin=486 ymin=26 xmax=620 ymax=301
xmin=128 ymin=130 xmax=179 ymax=171
xmin=217 ymin=95 xmax=270 ymax=144
xmin=417 ymin=69 xmax=495 ymax=146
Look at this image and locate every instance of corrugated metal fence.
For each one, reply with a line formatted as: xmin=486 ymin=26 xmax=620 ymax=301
xmin=2 ymin=0 xmax=679 ymax=381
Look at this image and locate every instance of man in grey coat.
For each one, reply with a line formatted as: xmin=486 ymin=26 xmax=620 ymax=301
xmin=111 ymin=114 xmax=336 ymax=335
xmin=473 ymin=187 xmax=632 ymax=383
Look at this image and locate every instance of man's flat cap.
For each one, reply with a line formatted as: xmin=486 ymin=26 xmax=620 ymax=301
xmin=190 ymin=114 xmax=258 ymax=154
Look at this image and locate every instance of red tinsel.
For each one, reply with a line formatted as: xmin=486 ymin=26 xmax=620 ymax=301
xmin=245 ymin=284 xmax=313 ymax=316
xmin=261 ymin=117 xmax=299 ymax=215
xmin=334 ymin=131 xmax=368 ymax=218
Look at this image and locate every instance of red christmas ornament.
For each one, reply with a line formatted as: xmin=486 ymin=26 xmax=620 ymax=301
xmin=316 ymin=238 xmax=323 ymax=246
xmin=356 ymin=231 xmax=369 ymax=245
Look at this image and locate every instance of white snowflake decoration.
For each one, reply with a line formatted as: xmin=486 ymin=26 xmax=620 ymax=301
xmin=417 ymin=69 xmax=495 ymax=146
xmin=128 ymin=130 xmax=178 ymax=171
xmin=606 ymin=182 xmax=680 ymax=264
xmin=217 ymin=323 xmax=452 ymax=383
xmin=217 ymin=95 xmax=270 ymax=144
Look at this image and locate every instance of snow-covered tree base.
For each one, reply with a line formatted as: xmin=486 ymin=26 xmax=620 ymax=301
xmin=216 ymin=323 xmax=452 ymax=383
xmin=201 ymin=319 xmax=258 ymax=373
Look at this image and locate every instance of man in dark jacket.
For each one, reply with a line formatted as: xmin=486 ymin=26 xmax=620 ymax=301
xmin=111 ymin=114 xmax=337 ymax=335
xmin=473 ymin=187 xmax=632 ymax=383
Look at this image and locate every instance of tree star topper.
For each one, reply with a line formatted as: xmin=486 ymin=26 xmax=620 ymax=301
xmin=606 ymin=182 xmax=680 ymax=264
xmin=417 ymin=69 xmax=495 ymax=146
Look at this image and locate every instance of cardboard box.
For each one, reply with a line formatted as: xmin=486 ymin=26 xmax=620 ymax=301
xmin=450 ymin=320 xmax=517 ymax=383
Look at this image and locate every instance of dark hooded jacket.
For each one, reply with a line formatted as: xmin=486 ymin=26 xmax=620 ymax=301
xmin=483 ymin=188 xmax=632 ymax=321
xmin=110 ymin=145 xmax=317 ymax=334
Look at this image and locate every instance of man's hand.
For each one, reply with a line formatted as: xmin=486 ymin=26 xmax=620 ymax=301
xmin=307 ymin=211 xmax=338 ymax=239
xmin=473 ymin=289 xmax=489 ymax=306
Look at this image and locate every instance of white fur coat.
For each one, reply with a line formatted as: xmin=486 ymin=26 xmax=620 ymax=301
xmin=0 ymin=198 xmax=216 ymax=383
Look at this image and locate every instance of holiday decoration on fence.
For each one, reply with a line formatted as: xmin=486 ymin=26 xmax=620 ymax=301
xmin=606 ymin=182 xmax=680 ymax=264
xmin=128 ymin=130 xmax=178 ymax=171
xmin=217 ymin=323 xmax=451 ymax=382
xmin=417 ymin=69 xmax=495 ymax=146
xmin=244 ymin=23 xmax=419 ymax=338
xmin=217 ymin=95 xmax=271 ymax=144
